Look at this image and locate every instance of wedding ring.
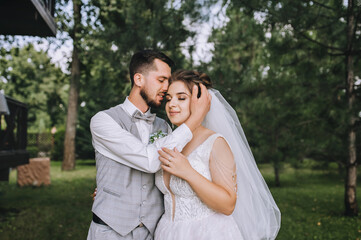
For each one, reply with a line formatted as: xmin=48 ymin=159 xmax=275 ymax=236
xmin=168 ymin=157 xmax=172 ymax=162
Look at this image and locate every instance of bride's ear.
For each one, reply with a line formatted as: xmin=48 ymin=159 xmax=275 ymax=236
xmin=134 ymin=73 xmax=144 ymax=87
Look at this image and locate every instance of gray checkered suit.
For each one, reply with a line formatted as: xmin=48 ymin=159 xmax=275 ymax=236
xmin=88 ymin=105 xmax=168 ymax=239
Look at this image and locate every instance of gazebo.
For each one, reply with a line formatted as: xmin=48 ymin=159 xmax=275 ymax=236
xmin=0 ymin=0 xmax=56 ymax=181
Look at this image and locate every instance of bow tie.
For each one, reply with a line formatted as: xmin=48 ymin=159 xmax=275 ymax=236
xmin=131 ymin=110 xmax=156 ymax=124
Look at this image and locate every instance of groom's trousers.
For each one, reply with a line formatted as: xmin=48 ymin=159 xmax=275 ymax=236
xmin=87 ymin=221 xmax=153 ymax=240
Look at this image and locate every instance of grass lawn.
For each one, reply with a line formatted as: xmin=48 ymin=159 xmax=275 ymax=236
xmin=0 ymin=160 xmax=96 ymax=240
xmin=0 ymin=160 xmax=361 ymax=239
xmin=263 ymin=163 xmax=361 ymax=240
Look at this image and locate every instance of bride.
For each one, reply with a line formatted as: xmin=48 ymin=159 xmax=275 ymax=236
xmin=154 ymin=70 xmax=281 ymax=240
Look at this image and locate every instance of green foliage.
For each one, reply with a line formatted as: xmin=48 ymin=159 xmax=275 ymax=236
xmin=1 ymin=1 xmax=203 ymax=159
xmin=26 ymin=146 xmax=39 ymax=158
xmin=67 ymin=0 xmax=203 ymax=158
xmin=1 ymin=0 xmax=358 ymax=183
xmin=75 ymin=110 xmax=94 ymax=160
xmin=79 ymin=0 xmax=199 ymax=108
xmin=0 ymin=44 xmax=68 ymax=132
xmin=203 ymin=0 xmax=361 ymax=185
xmin=51 ymin=127 xmax=65 ymax=161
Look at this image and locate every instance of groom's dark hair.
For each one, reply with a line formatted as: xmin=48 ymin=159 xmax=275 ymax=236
xmin=129 ymin=50 xmax=174 ymax=86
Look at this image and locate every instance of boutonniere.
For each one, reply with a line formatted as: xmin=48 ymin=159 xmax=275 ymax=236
xmin=149 ymin=130 xmax=167 ymax=143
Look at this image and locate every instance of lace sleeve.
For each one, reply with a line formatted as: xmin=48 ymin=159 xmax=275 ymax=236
xmin=209 ymin=137 xmax=237 ymax=193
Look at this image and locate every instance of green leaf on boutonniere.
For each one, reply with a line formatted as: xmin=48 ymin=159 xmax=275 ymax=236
xmin=149 ymin=130 xmax=167 ymax=143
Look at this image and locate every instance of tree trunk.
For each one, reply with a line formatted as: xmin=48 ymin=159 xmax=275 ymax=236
xmin=344 ymin=0 xmax=358 ymax=216
xmin=62 ymin=0 xmax=82 ymax=171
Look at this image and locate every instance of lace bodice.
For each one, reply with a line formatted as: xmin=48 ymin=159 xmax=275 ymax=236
xmin=155 ymin=133 xmax=222 ymax=222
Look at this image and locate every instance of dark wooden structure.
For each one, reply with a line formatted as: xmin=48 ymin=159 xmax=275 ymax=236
xmin=0 ymin=0 xmax=56 ymax=37
xmin=0 ymin=0 xmax=57 ymax=181
xmin=0 ymin=97 xmax=29 ymax=181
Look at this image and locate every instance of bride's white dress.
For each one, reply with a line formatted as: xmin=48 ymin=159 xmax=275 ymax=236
xmin=154 ymin=133 xmax=243 ymax=240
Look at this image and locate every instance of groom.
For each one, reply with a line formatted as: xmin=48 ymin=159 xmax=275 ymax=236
xmin=87 ymin=50 xmax=211 ymax=240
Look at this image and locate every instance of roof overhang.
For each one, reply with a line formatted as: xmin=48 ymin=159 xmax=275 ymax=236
xmin=0 ymin=0 xmax=56 ymax=37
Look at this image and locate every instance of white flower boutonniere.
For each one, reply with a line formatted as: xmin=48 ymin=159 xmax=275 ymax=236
xmin=149 ymin=130 xmax=167 ymax=144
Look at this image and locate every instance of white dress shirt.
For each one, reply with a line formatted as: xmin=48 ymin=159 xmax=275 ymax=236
xmin=90 ymin=97 xmax=193 ymax=173
xmin=122 ymin=97 xmax=155 ymax=145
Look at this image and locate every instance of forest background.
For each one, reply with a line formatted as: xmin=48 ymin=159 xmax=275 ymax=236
xmin=0 ymin=0 xmax=361 ymax=237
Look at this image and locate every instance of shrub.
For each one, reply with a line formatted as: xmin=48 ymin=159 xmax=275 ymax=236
xmin=27 ymin=146 xmax=39 ymax=158
xmin=51 ymin=128 xmax=65 ymax=161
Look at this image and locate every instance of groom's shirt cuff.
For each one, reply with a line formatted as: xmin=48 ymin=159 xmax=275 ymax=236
xmin=90 ymin=112 xmax=193 ymax=173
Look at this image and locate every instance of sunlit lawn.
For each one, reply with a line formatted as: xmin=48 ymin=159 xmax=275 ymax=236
xmin=261 ymin=162 xmax=361 ymax=240
xmin=0 ymin=160 xmax=361 ymax=240
xmin=0 ymin=160 xmax=96 ymax=240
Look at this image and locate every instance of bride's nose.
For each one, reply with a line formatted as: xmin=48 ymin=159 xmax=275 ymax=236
xmin=168 ymin=98 xmax=177 ymax=107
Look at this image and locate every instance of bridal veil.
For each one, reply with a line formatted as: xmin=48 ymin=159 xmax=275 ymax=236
xmin=202 ymin=89 xmax=281 ymax=240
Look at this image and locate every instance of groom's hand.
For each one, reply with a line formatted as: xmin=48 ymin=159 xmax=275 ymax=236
xmin=185 ymin=84 xmax=211 ymax=132
xmin=91 ymin=188 xmax=97 ymax=201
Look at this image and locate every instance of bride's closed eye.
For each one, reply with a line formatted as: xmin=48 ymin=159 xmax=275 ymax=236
xmin=177 ymin=93 xmax=189 ymax=100
xmin=165 ymin=95 xmax=188 ymax=102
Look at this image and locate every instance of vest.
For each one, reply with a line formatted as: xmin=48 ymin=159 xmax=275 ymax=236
xmin=91 ymin=104 xmax=168 ymax=236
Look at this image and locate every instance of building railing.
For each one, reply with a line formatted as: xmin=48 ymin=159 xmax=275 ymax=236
xmin=0 ymin=96 xmax=29 ymax=181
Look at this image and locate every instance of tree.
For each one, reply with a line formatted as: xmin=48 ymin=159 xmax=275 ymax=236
xmin=62 ymin=0 xmax=82 ymax=170
xmin=204 ymin=4 xmax=310 ymax=186
xmin=344 ymin=0 xmax=360 ymax=216
xmin=222 ymin=0 xmax=361 ymax=215
xmin=65 ymin=0 xmax=203 ymax=159
xmin=0 ymin=44 xmax=68 ymax=132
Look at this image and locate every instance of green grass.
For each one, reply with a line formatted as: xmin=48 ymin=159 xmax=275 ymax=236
xmin=0 ymin=160 xmax=361 ymax=239
xmin=0 ymin=160 xmax=96 ymax=240
xmin=260 ymin=163 xmax=361 ymax=240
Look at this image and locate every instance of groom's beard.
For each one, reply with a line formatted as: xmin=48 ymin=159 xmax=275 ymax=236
xmin=140 ymin=88 xmax=161 ymax=108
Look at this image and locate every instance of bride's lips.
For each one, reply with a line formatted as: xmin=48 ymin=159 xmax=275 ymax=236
xmin=168 ymin=111 xmax=180 ymax=116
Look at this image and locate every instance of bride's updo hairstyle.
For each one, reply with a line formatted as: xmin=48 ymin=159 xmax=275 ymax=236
xmin=170 ymin=70 xmax=212 ymax=98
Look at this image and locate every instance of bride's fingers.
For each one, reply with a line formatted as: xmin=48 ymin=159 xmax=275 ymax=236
xmin=161 ymin=164 xmax=173 ymax=173
xmin=159 ymin=156 xmax=172 ymax=166
xmin=173 ymin=148 xmax=186 ymax=159
xmin=161 ymin=147 xmax=176 ymax=158
xmin=173 ymin=147 xmax=182 ymax=155
xmin=158 ymin=149 xmax=172 ymax=160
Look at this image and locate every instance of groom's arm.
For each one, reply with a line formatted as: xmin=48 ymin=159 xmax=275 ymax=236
xmin=90 ymin=111 xmax=192 ymax=173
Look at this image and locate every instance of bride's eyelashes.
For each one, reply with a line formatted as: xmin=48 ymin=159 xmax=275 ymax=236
xmin=165 ymin=96 xmax=187 ymax=102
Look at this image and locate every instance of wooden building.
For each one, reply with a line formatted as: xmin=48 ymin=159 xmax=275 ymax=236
xmin=0 ymin=0 xmax=56 ymax=181
xmin=0 ymin=96 xmax=28 ymax=181
xmin=0 ymin=0 xmax=56 ymax=37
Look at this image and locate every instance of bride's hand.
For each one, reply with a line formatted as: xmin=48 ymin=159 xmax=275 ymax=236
xmin=158 ymin=147 xmax=195 ymax=180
